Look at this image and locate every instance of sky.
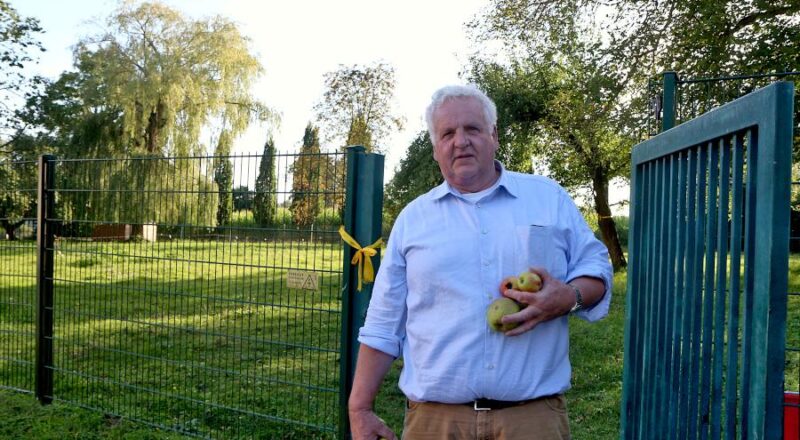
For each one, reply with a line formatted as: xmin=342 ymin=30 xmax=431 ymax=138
xmin=11 ymin=0 xmax=489 ymax=181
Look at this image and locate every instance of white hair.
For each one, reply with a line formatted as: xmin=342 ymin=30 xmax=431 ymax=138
xmin=425 ymin=84 xmax=497 ymax=144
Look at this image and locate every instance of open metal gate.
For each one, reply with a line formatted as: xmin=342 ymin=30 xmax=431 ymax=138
xmin=622 ymin=82 xmax=794 ymax=438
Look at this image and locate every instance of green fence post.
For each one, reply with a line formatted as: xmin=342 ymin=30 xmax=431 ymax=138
xmin=339 ymin=146 xmax=385 ymax=440
xmin=661 ymin=71 xmax=678 ymax=132
xmin=35 ymin=154 xmax=56 ymax=405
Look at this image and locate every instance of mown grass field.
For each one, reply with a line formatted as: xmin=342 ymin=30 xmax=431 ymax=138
xmin=0 ymin=239 xmax=798 ymax=439
xmin=1 ymin=236 xmax=345 ymax=439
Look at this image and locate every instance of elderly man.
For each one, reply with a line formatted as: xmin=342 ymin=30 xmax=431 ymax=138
xmin=348 ymin=84 xmax=613 ymax=440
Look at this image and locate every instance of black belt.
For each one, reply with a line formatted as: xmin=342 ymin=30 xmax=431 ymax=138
xmin=466 ymin=398 xmax=537 ymax=411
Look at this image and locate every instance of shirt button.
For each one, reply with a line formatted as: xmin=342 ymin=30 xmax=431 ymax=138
xmin=476 ymin=203 xmax=481 ymax=208
xmin=487 ymin=364 xmax=494 ymax=370
xmin=482 ymin=260 xmax=490 ymax=267
xmin=481 ymin=229 xmax=488 ymax=235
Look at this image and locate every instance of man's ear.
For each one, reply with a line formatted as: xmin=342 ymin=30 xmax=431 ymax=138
xmin=492 ymin=126 xmax=499 ymax=148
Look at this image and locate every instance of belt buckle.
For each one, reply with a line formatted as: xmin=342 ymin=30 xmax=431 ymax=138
xmin=473 ymin=400 xmax=491 ymax=411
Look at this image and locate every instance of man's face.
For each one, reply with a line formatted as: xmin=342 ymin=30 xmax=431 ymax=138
xmin=431 ymin=96 xmax=499 ymax=193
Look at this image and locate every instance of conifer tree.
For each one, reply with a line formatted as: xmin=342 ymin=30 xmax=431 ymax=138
xmin=253 ymin=136 xmax=277 ymax=226
xmin=290 ymin=124 xmax=322 ymax=228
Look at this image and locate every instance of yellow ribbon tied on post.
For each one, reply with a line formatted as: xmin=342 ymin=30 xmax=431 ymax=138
xmin=338 ymin=225 xmax=383 ymax=291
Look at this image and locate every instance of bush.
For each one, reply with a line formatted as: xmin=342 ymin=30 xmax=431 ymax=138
xmin=314 ymin=207 xmax=341 ymax=226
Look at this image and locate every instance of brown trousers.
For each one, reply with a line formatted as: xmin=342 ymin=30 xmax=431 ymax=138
xmin=402 ymin=395 xmax=570 ymax=440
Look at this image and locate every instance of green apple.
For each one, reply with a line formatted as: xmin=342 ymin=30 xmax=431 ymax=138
xmin=486 ymin=297 xmax=521 ymax=332
xmin=517 ymin=270 xmax=542 ymax=292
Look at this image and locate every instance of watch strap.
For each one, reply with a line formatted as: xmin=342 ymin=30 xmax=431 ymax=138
xmin=568 ymin=283 xmax=583 ymax=314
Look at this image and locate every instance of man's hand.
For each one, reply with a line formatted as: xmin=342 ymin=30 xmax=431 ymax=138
xmin=348 ymin=408 xmax=397 ymax=440
xmin=499 ymin=267 xmax=574 ymax=336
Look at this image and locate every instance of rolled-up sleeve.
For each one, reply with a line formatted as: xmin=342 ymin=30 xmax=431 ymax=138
xmin=357 ymin=219 xmax=409 ymax=358
xmin=561 ymin=189 xmax=614 ymax=322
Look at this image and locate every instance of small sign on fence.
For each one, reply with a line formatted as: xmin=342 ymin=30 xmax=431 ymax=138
xmin=286 ymin=270 xmax=319 ymax=291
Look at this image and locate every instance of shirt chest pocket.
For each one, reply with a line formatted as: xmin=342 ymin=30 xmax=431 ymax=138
xmin=514 ymin=225 xmax=568 ymax=280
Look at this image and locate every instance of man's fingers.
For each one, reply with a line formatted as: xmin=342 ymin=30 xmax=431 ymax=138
xmin=503 ymin=304 xmax=537 ymax=321
xmin=505 ymin=318 xmax=539 ymax=336
xmin=500 ymin=287 xmax=525 ymax=303
xmin=373 ymin=415 xmax=396 ymax=440
xmin=375 ymin=422 xmax=397 ymax=440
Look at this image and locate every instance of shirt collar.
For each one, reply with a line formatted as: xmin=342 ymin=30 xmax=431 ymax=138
xmin=430 ymin=160 xmax=520 ymax=201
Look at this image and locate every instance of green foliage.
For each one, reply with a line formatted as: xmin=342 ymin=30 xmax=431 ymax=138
xmin=63 ymin=1 xmax=271 ymax=156
xmin=0 ymin=136 xmax=40 ymax=240
xmin=593 ymin=215 xmax=629 ymax=249
xmin=275 ymin=207 xmax=293 ymax=226
xmin=468 ymin=59 xmax=553 ymax=173
xmin=599 ymin=0 xmax=800 ymax=79
xmin=214 ymin=158 xmax=233 ymax=227
xmin=253 ymin=136 xmax=278 ymax=226
xmin=314 ymin=62 xmax=403 ymax=153
xmin=18 ymin=2 xmax=276 ymax=158
xmin=232 ymin=185 xmax=253 ymax=211
xmin=468 ymin=37 xmax=631 ymax=270
xmin=383 ymin=131 xmax=442 ymax=231
xmin=55 ymin=158 xmax=218 ymax=231
xmin=11 ymin=2 xmax=276 ymax=229
xmin=0 ymin=0 xmax=44 ymax=142
xmin=0 ymin=162 xmax=32 ymax=239
xmin=314 ymin=207 xmax=341 ymax=226
xmin=213 ymin=133 xmax=234 ymax=227
xmin=469 ymin=0 xmax=800 ymax=270
xmin=290 ymin=124 xmax=323 ymax=228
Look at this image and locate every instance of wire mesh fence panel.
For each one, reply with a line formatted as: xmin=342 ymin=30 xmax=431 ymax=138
xmin=46 ymin=152 xmax=347 ymax=438
xmin=0 ymin=159 xmax=38 ymax=394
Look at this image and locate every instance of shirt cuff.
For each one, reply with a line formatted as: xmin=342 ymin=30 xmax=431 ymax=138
xmin=567 ymin=269 xmax=612 ymax=322
xmin=357 ymin=328 xmax=402 ymax=359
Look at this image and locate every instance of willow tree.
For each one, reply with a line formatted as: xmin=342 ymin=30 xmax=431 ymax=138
xmin=39 ymin=2 xmax=273 ymax=228
xmin=71 ymin=1 xmax=271 ymax=156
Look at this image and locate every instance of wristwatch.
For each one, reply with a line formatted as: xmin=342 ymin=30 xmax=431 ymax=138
xmin=567 ymin=283 xmax=583 ymax=314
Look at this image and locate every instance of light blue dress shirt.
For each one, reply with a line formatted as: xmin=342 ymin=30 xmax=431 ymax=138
xmin=358 ymin=162 xmax=613 ymax=403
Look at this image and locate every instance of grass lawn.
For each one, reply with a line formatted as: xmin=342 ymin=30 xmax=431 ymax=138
xmin=1 ymin=238 xmax=798 ymax=439
xmin=1 ymin=236 xmax=345 ymax=439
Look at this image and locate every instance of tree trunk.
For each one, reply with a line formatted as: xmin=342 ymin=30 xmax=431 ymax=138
xmin=592 ymin=168 xmax=627 ymax=271
xmin=145 ymin=100 xmax=166 ymax=153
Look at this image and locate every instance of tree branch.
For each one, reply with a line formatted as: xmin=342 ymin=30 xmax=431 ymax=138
xmin=727 ymin=4 xmax=800 ymax=37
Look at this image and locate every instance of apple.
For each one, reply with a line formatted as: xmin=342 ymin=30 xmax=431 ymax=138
xmin=516 ymin=270 xmax=542 ymax=292
xmin=486 ymin=297 xmax=521 ymax=332
xmin=499 ymin=276 xmax=519 ymax=295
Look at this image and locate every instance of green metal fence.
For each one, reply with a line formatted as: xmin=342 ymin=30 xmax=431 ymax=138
xmin=653 ymin=71 xmax=800 ymax=438
xmin=0 ymin=159 xmax=38 ymax=394
xmin=0 ymin=148 xmax=384 ymax=438
xmin=623 ymin=82 xmax=794 ymax=438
